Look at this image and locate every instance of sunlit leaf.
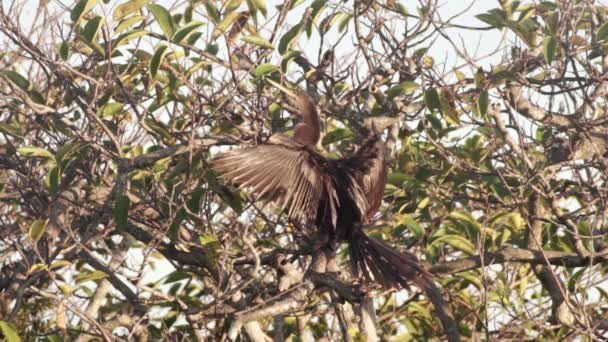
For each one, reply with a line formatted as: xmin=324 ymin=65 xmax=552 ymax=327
xmin=386 ymin=82 xmax=417 ymax=99
xmin=114 ymin=15 xmax=146 ymax=34
xmin=97 ymin=102 xmax=124 ymax=118
xmin=17 ymin=146 xmax=54 ymax=159
xmin=240 ymin=35 xmax=273 ymax=49
xmin=71 ymin=0 xmax=98 ymax=23
xmin=0 ymin=321 xmax=20 ymax=342
xmin=431 ymin=234 xmax=476 ymax=255
xmin=76 ymin=270 xmax=109 ymax=283
xmin=113 ymin=0 xmax=149 ymax=21
xmin=212 ymin=10 xmax=240 ymax=39
xmin=254 ymin=63 xmax=278 ymax=77
xmin=149 ymin=4 xmax=175 ymax=37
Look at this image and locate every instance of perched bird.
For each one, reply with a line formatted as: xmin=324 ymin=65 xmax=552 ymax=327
xmin=211 ymin=91 xmax=432 ymax=289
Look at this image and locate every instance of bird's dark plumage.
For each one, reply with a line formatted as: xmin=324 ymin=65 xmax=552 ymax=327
xmin=211 ymin=92 xmax=432 ymax=289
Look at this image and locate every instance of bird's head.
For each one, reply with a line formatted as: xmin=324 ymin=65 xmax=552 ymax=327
xmin=267 ymin=80 xmax=321 ymax=146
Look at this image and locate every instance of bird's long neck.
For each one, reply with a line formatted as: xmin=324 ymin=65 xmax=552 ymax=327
xmin=293 ymin=94 xmax=320 ymax=146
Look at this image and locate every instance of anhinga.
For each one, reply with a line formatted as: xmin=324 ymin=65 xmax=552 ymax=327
xmin=211 ymin=91 xmax=432 ymax=289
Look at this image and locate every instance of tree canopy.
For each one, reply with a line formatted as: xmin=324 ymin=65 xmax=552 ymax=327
xmin=1 ymin=0 xmax=608 ymax=340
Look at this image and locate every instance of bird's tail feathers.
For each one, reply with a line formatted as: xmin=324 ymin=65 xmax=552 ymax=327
xmin=348 ymin=232 xmax=433 ymax=290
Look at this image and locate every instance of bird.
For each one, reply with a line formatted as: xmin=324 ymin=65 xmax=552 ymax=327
xmin=211 ymin=89 xmax=432 ymax=290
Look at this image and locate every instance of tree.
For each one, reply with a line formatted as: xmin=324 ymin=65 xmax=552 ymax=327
xmin=1 ymin=0 xmax=607 ymax=340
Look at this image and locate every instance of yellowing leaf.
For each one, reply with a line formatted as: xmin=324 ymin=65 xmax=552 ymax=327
xmin=71 ymin=0 xmax=99 ymax=24
xmin=114 ymin=15 xmax=146 ymax=34
xmin=431 ymin=234 xmax=476 ymax=255
xmin=0 ymin=321 xmax=21 ymax=342
xmin=212 ymin=10 xmax=240 ymax=39
xmin=254 ymin=63 xmax=278 ymax=77
xmin=113 ymin=0 xmax=149 ymax=21
xmin=75 ymin=270 xmax=109 ymax=283
xmin=17 ymin=146 xmax=54 ymax=159
xmin=29 ymin=219 xmax=48 ymax=242
xmin=240 ymin=35 xmax=273 ymax=49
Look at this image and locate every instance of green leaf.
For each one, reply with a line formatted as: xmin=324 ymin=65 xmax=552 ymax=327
xmin=149 ymin=4 xmax=175 ymax=37
xmin=598 ymin=22 xmax=608 ymax=42
xmin=57 ymin=41 xmax=69 ymax=60
xmin=219 ymin=188 xmax=242 ymax=214
xmin=543 ymin=35 xmax=557 ymax=64
xmin=29 ymin=219 xmax=48 ymax=242
xmin=212 ymin=10 xmax=240 ymax=39
xmin=280 ymin=50 xmax=301 ymax=72
xmin=306 ymin=0 xmax=327 ymax=37
xmin=474 ymin=67 xmax=485 ymax=89
xmin=76 ymin=270 xmax=109 ymax=283
xmin=150 ymin=43 xmax=169 ymax=78
xmin=475 ymin=13 xmax=505 ymax=28
xmin=248 ymin=0 xmax=267 ymax=17
xmin=387 ymin=172 xmax=410 ymax=186
xmin=144 ymin=118 xmax=174 ymax=141
xmin=322 ymin=128 xmax=353 ymax=145
xmin=224 ymin=0 xmax=243 ymax=14
xmin=423 ymin=88 xmax=440 ymax=111
xmin=254 ymin=63 xmax=278 ymax=77
xmin=240 ymin=35 xmax=273 ymax=49
xmin=431 ymin=234 xmax=476 ymax=255
xmin=278 ymin=23 xmax=303 ymax=55
xmin=71 ymin=0 xmax=98 ymax=23
xmin=164 ymin=270 xmax=193 ymax=284
xmin=338 ymin=13 xmax=352 ymax=32
xmin=386 ymin=82 xmax=418 ymax=99
xmin=82 ymin=15 xmax=104 ymax=43
xmin=113 ymin=0 xmax=149 ymax=21
xmin=203 ymin=1 xmax=220 ymax=23
xmin=2 ymin=70 xmax=30 ymax=91
xmin=17 ymin=146 xmax=54 ymax=159
xmin=172 ymin=21 xmax=204 ymax=43
xmin=400 ymin=215 xmax=424 ymax=238
xmin=50 ymin=260 xmax=72 ymax=270
xmin=0 ymin=321 xmax=21 ymax=342
xmin=114 ymin=195 xmax=130 ymax=230
xmin=477 ymin=91 xmax=489 ymax=115
xmin=97 ymin=102 xmax=124 ymax=118
xmin=46 ymin=164 xmax=60 ymax=196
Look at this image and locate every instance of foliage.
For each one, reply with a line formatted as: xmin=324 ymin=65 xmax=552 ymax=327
xmin=1 ymin=0 xmax=608 ymax=340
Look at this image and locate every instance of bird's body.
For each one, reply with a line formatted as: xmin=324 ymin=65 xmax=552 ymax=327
xmin=212 ymin=92 xmax=431 ymax=289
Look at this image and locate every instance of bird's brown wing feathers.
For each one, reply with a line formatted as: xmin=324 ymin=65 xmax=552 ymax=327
xmin=211 ymin=140 xmax=336 ymax=225
xmin=342 ymin=134 xmax=387 ymax=222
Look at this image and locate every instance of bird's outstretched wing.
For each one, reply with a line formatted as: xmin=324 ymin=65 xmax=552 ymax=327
xmin=341 ymin=134 xmax=387 ymax=222
xmin=211 ymin=137 xmax=337 ymax=226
